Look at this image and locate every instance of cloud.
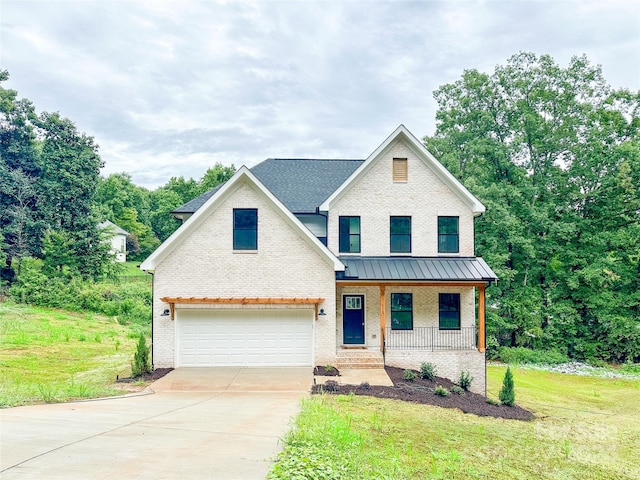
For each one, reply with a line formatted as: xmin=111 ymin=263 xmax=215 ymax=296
xmin=2 ymin=0 xmax=638 ymax=188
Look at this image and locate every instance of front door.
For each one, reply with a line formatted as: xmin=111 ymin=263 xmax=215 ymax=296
xmin=343 ymin=295 xmax=365 ymax=344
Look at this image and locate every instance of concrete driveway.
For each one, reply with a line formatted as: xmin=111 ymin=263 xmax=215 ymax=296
xmin=0 ymin=367 xmax=311 ymax=480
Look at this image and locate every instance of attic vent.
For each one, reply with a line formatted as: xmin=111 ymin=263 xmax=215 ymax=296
xmin=393 ymin=158 xmax=408 ymax=182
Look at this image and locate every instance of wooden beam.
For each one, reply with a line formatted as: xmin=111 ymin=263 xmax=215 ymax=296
xmin=160 ymin=297 xmax=324 ymax=305
xmin=478 ymin=285 xmax=486 ymax=353
xmin=380 ymin=285 xmax=386 ymax=354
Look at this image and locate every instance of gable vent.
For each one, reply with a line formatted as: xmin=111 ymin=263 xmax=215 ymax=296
xmin=393 ymin=158 xmax=408 ymax=182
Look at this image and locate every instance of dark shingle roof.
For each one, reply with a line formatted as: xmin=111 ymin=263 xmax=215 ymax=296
xmin=172 ymin=159 xmax=364 ymax=215
xmin=337 ymin=257 xmax=498 ymax=282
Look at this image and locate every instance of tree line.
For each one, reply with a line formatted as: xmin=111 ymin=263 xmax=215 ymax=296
xmin=0 ymin=69 xmax=235 ymax=282
xmin=424 ymin=52 xmax=640 ymax=362
xmin=2 ymin=52 xmax=639 ymax=363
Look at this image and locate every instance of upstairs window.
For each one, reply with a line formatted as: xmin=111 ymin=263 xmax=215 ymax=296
xmin=438 ymin=216 xmax=459 ymax=253
xmin=393 ymin=158 xmax=408 ymax=182
xmin=390 ymin=216 xmax=411 ymax=253
xmin=233 ymin=208 xmax=257 ymax=250
xmin=391 ymin=293 xmax=413 ymax=330
xmin=439 ymin=293 xmax=460 ymax=330
xmin=339 ymin=216 xmax=361 ymax=253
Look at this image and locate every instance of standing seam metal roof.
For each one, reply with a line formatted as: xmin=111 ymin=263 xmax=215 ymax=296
xmin=337 ymin=257 xmax=498 ymax=282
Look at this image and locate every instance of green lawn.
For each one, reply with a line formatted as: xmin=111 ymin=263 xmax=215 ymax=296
xmin=270 ymin=366 xmax=640 ymax=479
xmin=0 ymin=302 xmax=140 ymax=407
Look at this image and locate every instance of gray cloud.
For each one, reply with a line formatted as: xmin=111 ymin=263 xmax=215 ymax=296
xmin=2 ymin=0 xmax=638 ymax=188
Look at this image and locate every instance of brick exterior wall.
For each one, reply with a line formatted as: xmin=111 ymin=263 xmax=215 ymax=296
xmin=152 ymin=179 xmax=337 ymax=368
xmin=384 ymin=350 xmax=486 ymax=394
xmin=327 ymin=140 xmax=475 ymax=257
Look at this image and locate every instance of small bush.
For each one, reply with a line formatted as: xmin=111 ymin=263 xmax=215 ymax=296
xmin=499 ymin=347 xmax=569 ymax=365
xmin=486 ymin=397 xmax=500 ymax=406
xmin=620 ymin=363 xmax=640 ymax=375
xmin=131 ymin=334 xmax=151 ymax=378
xmin=358 ymin=381 xmax=370 ymax=390
xmin=322 ymin=380 xmax=339 ymax=392
xmin=419 ymin=362 xmax=436 ymax=381
xmin=403 ymin=369 xmax=417 ymax=382
xmin=451 ymin=385 xmax=464 ymax=395
xmin=499 ymin=367 xmax=515 ymax=406
xmin=434 ymin=385 xmax=449 ymax=397
xmin=458 ymin=370 xmax=473 ymax=390
xmin=325 ymin=364 xmax=334 ymax=372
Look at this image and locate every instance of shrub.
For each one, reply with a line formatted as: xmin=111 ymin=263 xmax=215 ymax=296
xmin=486 ymin=397 xmax=500 ymax=406
xmin=322 ymin=380 xmax=338 ymax=392
xmin=499 ymin=367 xmax=515 ymax=406
xmin=434 ymin=385 xmax=449 ymax=396
xmin=451 ymin=385 xmax=464 ymax=395
xmin=458 ymin=370 xmax=473 ymax=390
xmin=403 ymin=369 xmax=417 ymax=382
xmin=498 ymin=347 xmax=569 ymax=365
xmin=419 ymin=362 xmax=436 ymax=381
xmin=131 ymin=335 xmax=151 ymax=378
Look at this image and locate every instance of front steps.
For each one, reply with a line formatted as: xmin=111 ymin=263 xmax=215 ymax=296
xmin=336 ymin=349 xmax=384 ymax=369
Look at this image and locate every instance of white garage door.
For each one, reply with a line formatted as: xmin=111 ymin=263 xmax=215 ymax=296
xmin=177 ymin=309 xmax=313 ymax=367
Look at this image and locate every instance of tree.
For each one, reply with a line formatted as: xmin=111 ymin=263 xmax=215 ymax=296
xmin=499 ymin=367 xmax=515 ymax=406
xmin=35 ymin=112 xmax=108 ymax=279
xmin=426 ymin=53 xmax=640 ymax=362
xmin=0 ymin=71 xmax=42 ymax=269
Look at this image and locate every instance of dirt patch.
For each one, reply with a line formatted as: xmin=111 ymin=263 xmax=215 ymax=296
xmin=312 ymin=366 xmax=534 ymax=421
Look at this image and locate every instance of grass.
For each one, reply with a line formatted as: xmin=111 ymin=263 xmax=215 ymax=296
xmin=270 ymin=365 xmax=640 ymax=479
xmin=0 ymin=302 xmax=140 ymax=407
xmin=118 ymin=261 xmax=148 ymax=277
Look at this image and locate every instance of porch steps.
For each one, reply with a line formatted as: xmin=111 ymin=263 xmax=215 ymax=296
xmin=336 ymin=350 xmax=384 ymax=369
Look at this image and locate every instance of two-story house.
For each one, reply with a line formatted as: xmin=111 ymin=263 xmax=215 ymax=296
xmin=140 ymin=125 xmax=497 ymax=393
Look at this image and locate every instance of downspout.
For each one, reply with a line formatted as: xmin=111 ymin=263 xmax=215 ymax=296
xmin=145 ymin=270 xmax=154 ymax=371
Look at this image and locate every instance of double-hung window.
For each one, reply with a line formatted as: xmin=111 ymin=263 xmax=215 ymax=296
xmin=233 ymin=208 xmax=257 ymax=250
xmin=439 ymin=293 xmax=460 ymax=330
xmin=390 ymin=216 xmax=411 ymax=253
xmin=339 ymin=216 xmax=361 ymax=253
xmin=391 ymin=293 xmax=413 ymax=330
xmin=438 ymin=216 xmax=459 ymax=253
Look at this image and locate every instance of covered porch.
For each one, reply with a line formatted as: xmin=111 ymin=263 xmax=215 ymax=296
xmin=336 ymin=257 xmax=497 ymax=355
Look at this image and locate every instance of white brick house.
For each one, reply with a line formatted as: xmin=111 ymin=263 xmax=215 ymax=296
xmin=141 ymin=125 xmax=497 ymax=393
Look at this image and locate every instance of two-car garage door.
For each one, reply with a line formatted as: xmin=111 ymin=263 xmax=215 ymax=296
xmin=176 ymin=309 xmax=313 ymax=367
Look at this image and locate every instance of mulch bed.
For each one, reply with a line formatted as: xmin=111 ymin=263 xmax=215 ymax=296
xmin=313 ymin=366 xmax=534 ymax=421
xmin=116 ymin=368 xmax=174 ymax=383
xmin=313 ymin=365 xmax=341 ymax=376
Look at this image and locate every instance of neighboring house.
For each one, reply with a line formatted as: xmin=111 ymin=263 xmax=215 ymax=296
xmin=141 ymin=125 xmax=497 ymax=393
xmin=98 ymin=220 xmax=129 ymax=263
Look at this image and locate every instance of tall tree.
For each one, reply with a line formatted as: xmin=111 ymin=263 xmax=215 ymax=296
xmin=35 ymin=112 xmax=108 ymax=279
xmin=0 ymin=71 xmax=43 ymax=270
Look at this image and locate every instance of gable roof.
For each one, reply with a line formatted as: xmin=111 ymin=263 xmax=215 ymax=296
xmin=172 ymin=159 xmax=364 ymax=215
xmin=140 ymin=166 xmax=345 ymax=271
xmin=319 ymin=125 xmax=486 ymax=215
xmin=98 ymin=220 xmax=129 ymax=236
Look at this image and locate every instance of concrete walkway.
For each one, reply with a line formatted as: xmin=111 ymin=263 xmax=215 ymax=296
xmin=314 ymin=368 xmax=394 ymax=386
xmin=0 ymin=367 xmax=311 ymax=480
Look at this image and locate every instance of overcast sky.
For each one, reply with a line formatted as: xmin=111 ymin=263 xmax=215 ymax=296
xmin=2 ymin=0 xmax=639 ymax=189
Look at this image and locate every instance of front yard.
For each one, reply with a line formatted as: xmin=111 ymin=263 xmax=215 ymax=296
xmin=270 ymin=365 xmax=640 ymax=479
xmin=0 ymin=302 xmax=140 ymax=406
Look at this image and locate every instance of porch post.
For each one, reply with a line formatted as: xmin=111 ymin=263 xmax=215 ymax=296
xmin=380 ymin=285 xmax=386 ymax=353
xmin=478 ymin=284 xmax=486 ymax=353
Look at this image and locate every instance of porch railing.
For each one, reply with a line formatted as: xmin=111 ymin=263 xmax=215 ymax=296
xmin=385 ymin=327 xmax=477 ymax=351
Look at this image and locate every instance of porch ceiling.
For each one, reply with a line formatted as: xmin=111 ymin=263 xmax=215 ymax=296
xmin=336 ymin=256 xmax=497 ymax=284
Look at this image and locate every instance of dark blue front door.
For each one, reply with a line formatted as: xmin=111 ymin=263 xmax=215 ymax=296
xmin=343 ymin=295 xmax=365 ymax=344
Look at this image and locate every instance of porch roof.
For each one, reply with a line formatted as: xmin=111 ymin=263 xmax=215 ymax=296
xmin=336 ymin=256 xmax=498 ymax=283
